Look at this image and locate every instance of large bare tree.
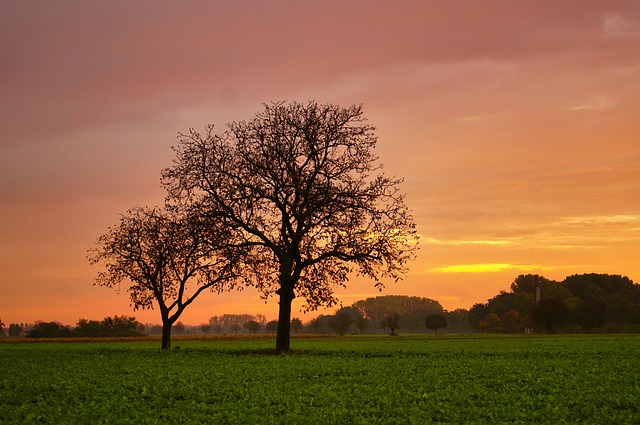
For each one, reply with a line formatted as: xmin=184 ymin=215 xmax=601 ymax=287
xmin=89 ymin=205 xmax=244 ymax=349
xmin=163 ymin=101 xmax=418 ymax=353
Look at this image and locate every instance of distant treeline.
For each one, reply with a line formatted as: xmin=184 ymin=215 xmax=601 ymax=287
xmin=469 ymin=273 xmax=640 ymax=334
xmin=3 ymin=273 xmax=639 ymax=338
xmin=3 ymin=316 xmax=143 ymax=338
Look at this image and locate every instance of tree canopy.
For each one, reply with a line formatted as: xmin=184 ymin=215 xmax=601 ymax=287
xmin=162 ymin=101 xmax=418 ymax=352
xmin=89 ymin=205 xmax=245 ymax=349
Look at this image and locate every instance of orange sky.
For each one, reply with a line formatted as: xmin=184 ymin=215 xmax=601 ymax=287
xmin=1 ymin=1 xmax=639 ymax=326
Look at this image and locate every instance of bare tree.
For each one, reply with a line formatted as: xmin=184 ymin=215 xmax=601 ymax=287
xmin=163 ymin=101 xmax=418 ymax=353
xmin=88 ymin=205 xmax=244 ymax=349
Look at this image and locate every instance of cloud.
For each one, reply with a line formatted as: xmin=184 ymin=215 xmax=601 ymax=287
xmin=567 ymin=95 xmax=613 ymax=111
xmin=422 ymin=237 xmax=513 ymax=246
xmin=430 ymin=264 xmax=549 ymax=274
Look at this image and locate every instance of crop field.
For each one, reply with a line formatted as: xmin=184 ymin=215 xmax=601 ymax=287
xmin=1 ymin=335 xmax=639 ymax=424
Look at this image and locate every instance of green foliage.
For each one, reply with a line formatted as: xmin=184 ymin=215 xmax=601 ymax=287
xmin=1 ymin=335 xmax=639 ymax=423
xmin=477 ymin=273 xmax=640 ymax=333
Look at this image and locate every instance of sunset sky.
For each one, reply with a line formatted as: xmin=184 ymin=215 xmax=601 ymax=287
xmin=2 ymin=1 xmax=639 ymax=326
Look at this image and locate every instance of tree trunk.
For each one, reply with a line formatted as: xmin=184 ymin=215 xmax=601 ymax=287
xmin=161 ymin=320 xmax=172 ymax=350
xmin=275 ymin=287 xmax=294 ymax=354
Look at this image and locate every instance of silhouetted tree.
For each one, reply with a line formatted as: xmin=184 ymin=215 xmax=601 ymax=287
xmin=209 ymin=316 xmax=223 ymax=334
xmin=479 ymin=313 xmax=502 ymax=333
xmin=26 ymin=321 xmax=73 ymax=338
xmin=381 ymin=312 xmax=401 ymax=335
xmin=307 ymin=316 xmax=327 ymax=334
xmin=468 ymin=303 xmax=489 ymax=332
xmin=424 ymin=313 xmax=448 ymax=334
xmin=8 ymin=323 xmax=23 ymax=337
xmin=330 ymin=311 xmax=353 ymax=336
xmin=173 ymin=322 xmax=186 ymax=336
xmin=199 ymin=323 xmax=211 ymax=335
xmin=89 ymin=205 xmax=245 ymax=349
xmin=443 ymin=309 xmax=470 ymax=333
xmin=534 ymin=298 xmax=569 ymax=333
xmin=502 ymin=310 xmax=523 ymax=334
xmin=265 ymin=320 xmax=278 ymax=333
xmin=163 ymin=101 xmax=418 ymax=353
xmin=575 ymin=298 xmax=608 ymax=331
xmin=243 ymin=320 xmax=261 ymax=334
xmin=75 ymin=319 xmax=102 ymax=337
xmin=290 ymin=318 xmax=303 ymax=334
xmin=0 ymin=318 xmax=4 ymax=336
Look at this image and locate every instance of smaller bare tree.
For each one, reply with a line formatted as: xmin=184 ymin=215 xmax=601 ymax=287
xmin=89 ymin=205 xmax=245 ymax=349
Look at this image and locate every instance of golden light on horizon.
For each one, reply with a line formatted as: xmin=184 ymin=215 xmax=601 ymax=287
xmin=1 ymin=1 xmax=640 ymax=325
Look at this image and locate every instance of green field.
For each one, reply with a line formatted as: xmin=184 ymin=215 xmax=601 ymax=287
xmin=1 ymin=335 xmax=639 ymax=424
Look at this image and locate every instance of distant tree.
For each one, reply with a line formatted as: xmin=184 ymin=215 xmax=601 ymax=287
xmin=534 ymin=298 xmax=569 ymax=334
xmin=424 ymin=313 xmax=448 ymax=334
xmin=230 ymin=323 xmax=241 ymax=334
xmin=443 ymin=309 xmax=470 ymax=333
xmin=75 ymin=319 xmax=102 ymax=337
xmin=100 ymin=316 xmax=142 ymax=337
xmin=174 ymin=322 xmax=186 ymax=336
xmin=199 ymin=323 xmax=211 ymax=335
xmin=468 ymin=303 xmax=489 ymax=332
xmin=162 ymin=101 xmax=418 ymax=353
xmin=265 ymin=320 xmax=278 ymax=334
xmin=290 ymin=318 xmax=303 ymax=334
xmin=243 ymin=320 xmax=261 ymax=334
xmin=330 ymin=311 xmax=353 ymax=336
xmin=0 ymin=318 xmax=5 ymax=336
xmin=353 ymin=315 xmax=370 ymax=334
xmin=255 ymin=314 xmax=267 ymax=329
xmin=89 ymin=205 xmax=245 ymax=349
xmin=502 ymin=310 xmax=523 ymax=334
xmin=352 ymin=296 xmax=442 ymax=328
xmin=8 ymin=323 xmax=23 ymax=337
xmin=479 ymin=313 xmax=502 ymax=333
xmin=26 ymin=321 xmax=73 ymax=338
xmin=575 ymin=298 xmax=608 ymax=331
xmin=209 ymin=316 xmax=224 ymax=334
xmin=381 ymin=312 xmax=401 ymax=336
xmin=307 ymin=316 xmax=323 ymax=334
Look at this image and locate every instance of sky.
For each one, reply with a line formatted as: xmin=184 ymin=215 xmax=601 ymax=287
xmin=1 ymin=1 xmax=640 ymax=326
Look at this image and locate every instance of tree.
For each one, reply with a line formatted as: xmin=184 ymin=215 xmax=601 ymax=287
xmin=174 ymin=322 xmax=186 ymax=336
xmin=290 ymin=318 xmax=303 ymax=334
xmin=209 ymin=316 xmax=224 ymax=334
xmin=0 ymin=318 xmax=5 ymax=336
xmin=502 ymin=310 xmax=523 ymax=334
xmin=265 ymin=320 xmax=278 ymax=333
xmin=243 ymin=320 xmax=261 ymax=334
xmin=479 ymin=313 xmax=502 ymax=333
xmin=8 ymin=323 xmax=23 ymax=337
xmin=352 ymin=296 xmax=442 ymax=327
xmin=26 ymin=321 xmax=73 ymax=338
xmin=89 ymin=205 xmax=245 ymax=349
xmin=468 ymin=303 xmax=489 ymax=332
xmin=534 ymin=298 xmax=569 ymax=334
xmin=381 ymin=312 xmax=401 ymax=336
xmin=199 ymin=323 xmax=211 ymax=335
xmin=424 ymin=313 xmax=448 ymax=334
xmin=163 ymin=101 xmax=418 ymax=353
xmin=329 ymin=311 xmax=353 ymax=336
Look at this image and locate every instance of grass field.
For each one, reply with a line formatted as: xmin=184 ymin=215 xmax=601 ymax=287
xmin=1 ymin=334 xmax=639 ymax=424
